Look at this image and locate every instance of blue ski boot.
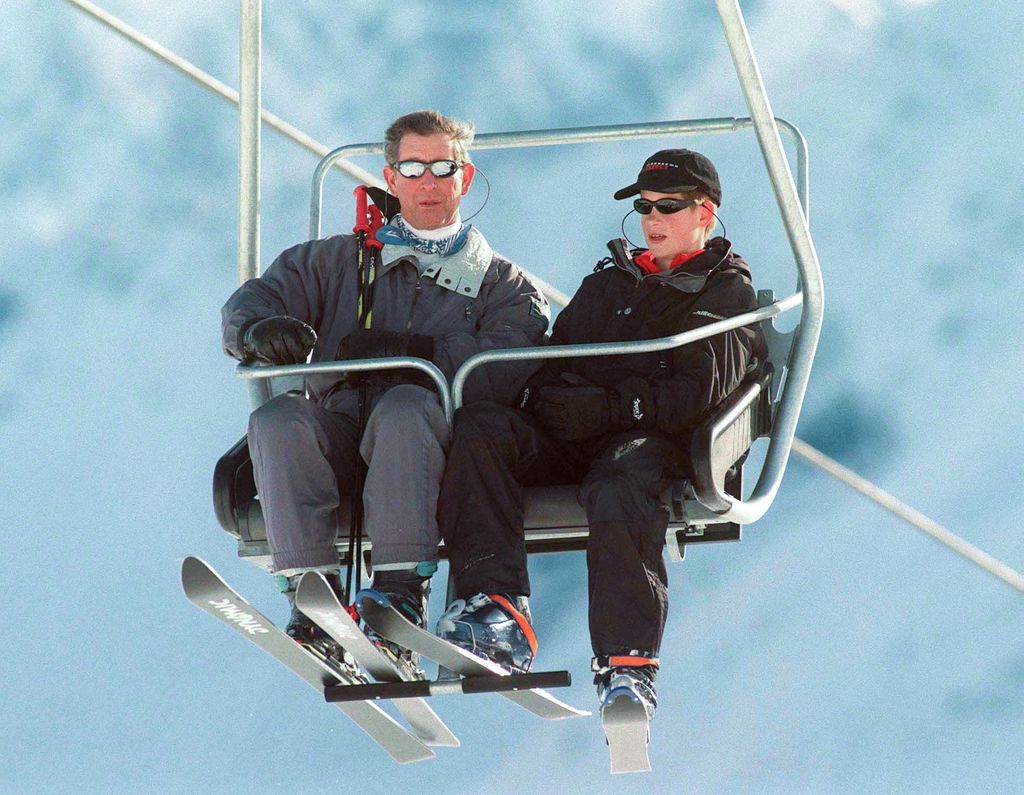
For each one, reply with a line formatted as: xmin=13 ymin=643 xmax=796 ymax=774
xmin=358 ymin=568 xmax=431 ymax=680
xmin=595 ymin=657 xmax=658 ymax=773
xmin=436 ymin=593 xmax=537 ymax=674
xmin=595 ymin=661 xmax=658 ymax=719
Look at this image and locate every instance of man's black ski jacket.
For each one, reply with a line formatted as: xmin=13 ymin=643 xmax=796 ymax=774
xmin=525 ymin=236 xmax=768 ymax=438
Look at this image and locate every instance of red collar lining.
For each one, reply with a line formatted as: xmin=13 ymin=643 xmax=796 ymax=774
xmin=633 ymin=247 xmax=704 ymax=274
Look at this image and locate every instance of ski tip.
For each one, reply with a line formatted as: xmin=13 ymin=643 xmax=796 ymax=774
xmin=295 ymin=569 xmax=328 ymax=595
xmin=181 ymin=555 xmax=211 ymax=583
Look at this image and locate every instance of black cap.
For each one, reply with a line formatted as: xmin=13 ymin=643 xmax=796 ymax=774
xmin=613 ymin=148 xmax=722 ymax=206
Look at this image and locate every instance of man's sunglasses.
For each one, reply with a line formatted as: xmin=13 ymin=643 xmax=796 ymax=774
xmin=392 ymin=159 xmax=464 ymax=179
xmin=633 ymin=197 xmax=698 ymax=215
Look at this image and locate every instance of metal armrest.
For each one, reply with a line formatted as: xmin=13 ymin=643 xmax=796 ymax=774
xmin=689 ymin=370 xmax=772 ymax=513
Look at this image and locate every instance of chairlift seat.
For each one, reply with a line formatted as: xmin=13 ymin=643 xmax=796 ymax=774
xmin=214 ymin=294 xmax=790 ymax=571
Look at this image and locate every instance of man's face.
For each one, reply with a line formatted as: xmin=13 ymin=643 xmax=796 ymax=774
xmin=639 ymin=190 xmax=714 ymax=266
xmin=383 ymin=132 xmax=475 ymax=230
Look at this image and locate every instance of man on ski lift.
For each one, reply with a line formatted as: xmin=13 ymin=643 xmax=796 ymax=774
xmin=435 ymin=149 xmax=767 ymax=720
xmin=221 ymin=109 xmax=549 ymax=678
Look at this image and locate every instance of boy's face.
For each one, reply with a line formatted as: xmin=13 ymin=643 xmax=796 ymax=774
xmin=639 ymin=190 xmax=714 ymax=265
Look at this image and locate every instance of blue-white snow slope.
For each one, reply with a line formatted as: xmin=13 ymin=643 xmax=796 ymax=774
xmin=1 ymin=0 xmax=1021 ymax=792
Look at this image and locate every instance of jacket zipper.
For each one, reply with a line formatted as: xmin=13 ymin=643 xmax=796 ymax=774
xmin=406 ymin=275 xmax=424 ymax=333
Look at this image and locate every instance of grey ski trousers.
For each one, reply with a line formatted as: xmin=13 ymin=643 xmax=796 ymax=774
xmin=248 ymin=385 xmax=450 ymax=572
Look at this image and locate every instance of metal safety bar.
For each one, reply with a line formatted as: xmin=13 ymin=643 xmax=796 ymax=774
xmin=453 ymin=297 xmax=800 ymax=409
xmin=236 ymin=358 xmax=453 ymax=425
xmin=309 ymin=116 xmax=809 ymax=241
xmin=453 ymin=294 xmax=802 ymax=527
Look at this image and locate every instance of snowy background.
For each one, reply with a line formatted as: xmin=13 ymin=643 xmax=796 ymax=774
xmin=2 ymin=0 xmax=1022 ymax=792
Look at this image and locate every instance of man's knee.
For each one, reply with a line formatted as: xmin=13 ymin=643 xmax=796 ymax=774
xmin=248 ymin=392 xmax=317 ymax=445
xmin=580 ymin=472 xmax=640 ymax=522
xmin=371 ymin=384 xmax=443 ymax=429
xmin=363 ymin=384 xmax=449 ymax=458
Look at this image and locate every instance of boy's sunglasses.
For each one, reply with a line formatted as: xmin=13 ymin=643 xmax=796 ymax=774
xmin=633 ymin=197 xmax=698 ymax=215
xmin=392 ymin=159 xmax=464 ymax=179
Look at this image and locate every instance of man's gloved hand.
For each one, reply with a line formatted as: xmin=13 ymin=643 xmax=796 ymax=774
xmin=241 ymin=315 xmax=317 ymax=364
xmin=336 ymin=329 xmax=434 ymax=361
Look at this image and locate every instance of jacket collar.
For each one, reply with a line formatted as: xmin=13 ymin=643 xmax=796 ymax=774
xmin=378 ymin=227 xmax=495 ymax=298
xmin=613 ymin=237 xmax=736 ymax=294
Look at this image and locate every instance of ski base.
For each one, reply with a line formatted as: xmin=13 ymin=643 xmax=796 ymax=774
xmin=601 ymin=690 xmax=652 ymax=774
xmin=357 ymin=590 xmax=590 ymax=721
xmin=180 ymin=556 xmax=434 ymax=764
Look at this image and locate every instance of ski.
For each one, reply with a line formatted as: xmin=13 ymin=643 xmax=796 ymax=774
xmin=294 ymin=572 xmax=459 ymax=748
xmin=180 ymin=556 xmax=435 ymax=764
xmin=601 ymin=691 xmax=652 ymax=774
xmin=356 ymin=590 xmax=590 ymax=721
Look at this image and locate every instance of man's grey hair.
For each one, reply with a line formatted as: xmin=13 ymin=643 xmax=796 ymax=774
xmin=384 ymin=110 xmax=476 ymax=165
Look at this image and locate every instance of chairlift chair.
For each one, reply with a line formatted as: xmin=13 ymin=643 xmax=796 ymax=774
xmin=213 ymin=0 xmax=823 ymax=575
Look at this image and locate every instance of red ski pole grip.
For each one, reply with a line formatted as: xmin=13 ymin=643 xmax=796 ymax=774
xmin=366 ymin=206 xmax=385 ymax=250
xmin=352 ymin=185 xmax=371 ymax=235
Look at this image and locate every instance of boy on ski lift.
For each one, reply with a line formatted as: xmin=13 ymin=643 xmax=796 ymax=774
xmin=220 ymin=110 xmax=549 ymax=678
xmin=436 ymin=149 xmax=768 ymax=719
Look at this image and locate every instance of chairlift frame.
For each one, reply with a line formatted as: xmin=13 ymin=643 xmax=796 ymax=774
xmin=220 ymin=0 xmax=824 ymax=569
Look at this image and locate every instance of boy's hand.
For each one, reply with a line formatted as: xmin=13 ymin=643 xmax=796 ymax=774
xmin=532 ymin=385 xmax=612 ymax=440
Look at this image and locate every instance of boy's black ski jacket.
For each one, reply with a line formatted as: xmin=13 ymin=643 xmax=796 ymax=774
xmin=524 ymin=236 xmax=768 ymax=439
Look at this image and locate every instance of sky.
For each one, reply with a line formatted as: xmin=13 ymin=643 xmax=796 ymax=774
xmin=2 ymin=0 xmax=1022 ymax=792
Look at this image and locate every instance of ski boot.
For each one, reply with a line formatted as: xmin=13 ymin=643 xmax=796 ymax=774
xmin=436 ymin=593 xmax=537 ymax=674
xmin=358 ymin=567 xmax=431 ymax=680
xmin=275 ymin=569 xmax=366 ymax=683
xmin=284 ymin=605 xmax=366 ymax=683
xmin=594 ymin=656 xmax=659 ymax=774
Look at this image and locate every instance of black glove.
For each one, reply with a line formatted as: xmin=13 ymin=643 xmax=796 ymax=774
xmin=336 ymin=329 xmax=434 ymax=361
xmin=610 ymin=376 xmax=655 ymax=430
xmin=532 ymin=376 xmax=655 ymax=440
xmin=532 ymin=385 xmax=613 ymax=440
xmin=241 ymin=315 xmax=316 ymax=364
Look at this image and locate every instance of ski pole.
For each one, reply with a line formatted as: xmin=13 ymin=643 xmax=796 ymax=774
xmin=344 ymin=186 xmax=385 ymax=603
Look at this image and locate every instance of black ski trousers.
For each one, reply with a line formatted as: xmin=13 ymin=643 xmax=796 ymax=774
xmin=438 ymin=401 xmax=686 ymax=658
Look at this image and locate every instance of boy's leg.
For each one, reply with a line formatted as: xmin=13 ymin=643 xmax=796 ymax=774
xmin=438 ymin=401 xmax=577 ymax=599
xmin=580 ymin=432 xmax=683 ymax=661
xmin=435 ymin=402 xmax=580 ymax=673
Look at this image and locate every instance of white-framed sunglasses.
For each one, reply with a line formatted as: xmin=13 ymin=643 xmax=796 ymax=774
xmin=391 ymin=159 xmax=464 ymax=179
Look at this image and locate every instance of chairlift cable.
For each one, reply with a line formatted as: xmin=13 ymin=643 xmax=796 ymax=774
xmin=65 ymin=0 xmax=1019 ymax=596
xmin=791 ymin=439 xmax=1024 ymax=594
xmin=63 ymin=0 xmax=382 ymax=189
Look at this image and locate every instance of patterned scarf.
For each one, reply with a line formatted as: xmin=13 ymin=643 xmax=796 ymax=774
xmin=377 ymin=214 xmax=473 ymax=257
